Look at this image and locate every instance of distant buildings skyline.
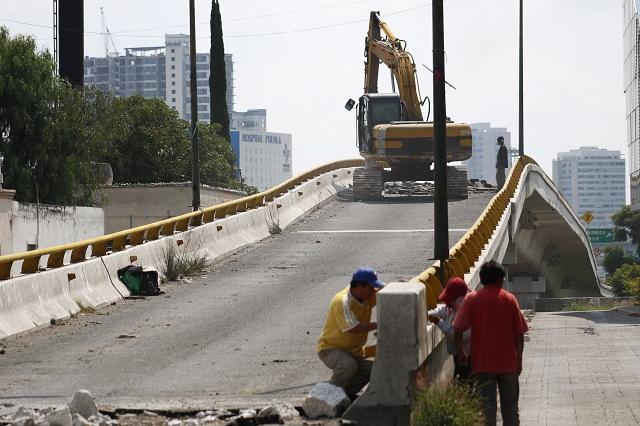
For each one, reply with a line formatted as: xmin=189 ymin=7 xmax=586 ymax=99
xmin=552 ymin=146 xmax=625 ymax=229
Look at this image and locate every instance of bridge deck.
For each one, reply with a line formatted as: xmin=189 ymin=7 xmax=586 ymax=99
xmin=0 ymin=193 xmax=492 ymax=410
xmin=521 ymin=310 xmax=640 ymax=425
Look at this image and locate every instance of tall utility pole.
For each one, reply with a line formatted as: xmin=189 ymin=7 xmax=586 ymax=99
xmin=519 ymin=0 xmax=524 ymax=156
xmin=432 ymin=0 xmax=449 ymax=286
xmin=58 ymin=0 xmax=83 ymax=87
xmin=189 ymin=0 xmax=201 ymax=211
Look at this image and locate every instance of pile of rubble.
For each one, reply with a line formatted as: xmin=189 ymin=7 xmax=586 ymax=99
xmin=383 ymin=181 xmax=434 ymax=196
xmin=0 ymin=390 xmax=311 ymax=426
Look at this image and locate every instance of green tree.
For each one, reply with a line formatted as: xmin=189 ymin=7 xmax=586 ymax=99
xmin=603 ymin=245 xmax=635 ymax=276
xmin=209 ymin=0 xmax=231 ymax=143
xmin=0 ymin=27 xmax=97 ymax=205
xmin=608 ymin=263 xmax=640 ymax=297
xmin=612 ymin=205 xmax=640 ymax=256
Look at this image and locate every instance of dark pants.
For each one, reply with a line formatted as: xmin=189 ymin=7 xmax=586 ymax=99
xmin=454 ymin=356 xmax=472 ymax=381
xmin=474 ymin=373 xmax=520 ymax=426
xmin=318 ymin=348 xmax=372 ymax=401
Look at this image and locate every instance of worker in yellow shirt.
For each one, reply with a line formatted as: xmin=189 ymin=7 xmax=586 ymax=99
xmin=316 ymin=267 xmax=384 ymax=400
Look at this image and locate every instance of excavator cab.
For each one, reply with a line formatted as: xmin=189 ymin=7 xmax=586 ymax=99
xmin=355 ymin=93 xmax=402 ymax=154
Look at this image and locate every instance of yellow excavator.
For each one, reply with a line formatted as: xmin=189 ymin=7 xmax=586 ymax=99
xmin=345 ymin=11 xmax=472 ymax=200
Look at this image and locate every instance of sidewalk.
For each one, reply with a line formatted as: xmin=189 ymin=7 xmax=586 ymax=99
xmin=520 ymin=310 xmax=640 ymax=425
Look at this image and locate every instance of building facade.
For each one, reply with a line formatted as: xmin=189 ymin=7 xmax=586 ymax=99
xmin=462 ymin=122 xmax=512 ymax=185
xmin=624 ymin=0 xmax=640 ymax=206
xmin=230 ymin=110 xmax=292 ymax=191
xmin=84 ymin=34 xmax=233 ymax=123
xmin=552 ymin=147 xmax=626 ymax=229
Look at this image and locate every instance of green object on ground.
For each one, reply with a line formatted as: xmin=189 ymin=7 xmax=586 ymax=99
xmin=120 ymin=270 xmax=142 ymax=294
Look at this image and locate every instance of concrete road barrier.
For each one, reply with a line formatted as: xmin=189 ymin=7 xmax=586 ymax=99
xmin=0 ymin=168 xmax=355 ymax=339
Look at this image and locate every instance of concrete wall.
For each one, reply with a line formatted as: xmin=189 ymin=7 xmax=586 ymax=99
xmin=0 ymin=194 xmax=104 ymax=256
xmin=97 ymin=183 xmax=244 ymax=234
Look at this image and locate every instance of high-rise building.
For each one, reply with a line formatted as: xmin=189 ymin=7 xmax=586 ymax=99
xmin=84 ymin=34 xmax=233 ymax=123
xmin=552 ymin=147 xmax=626 ymax=229
xmin=462 ymin=123 xmax=512 ymax=185
xmin=230 ymin=110 xmax=292 ymax=191
xmin=624 ymin=0 xmax=640 ymax=206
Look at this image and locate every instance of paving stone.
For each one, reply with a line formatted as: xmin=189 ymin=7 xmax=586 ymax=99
xmin=519 ymin=311 xmax=640 ymax=425
xmin=302 ymin=383 xmax=350 ymax=419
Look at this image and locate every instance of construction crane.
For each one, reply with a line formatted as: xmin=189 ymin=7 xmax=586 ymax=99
xmin=100 ymin=7 xmax=119 ymax=57
xmin=345 ymin=11 xmax=472 ymax=200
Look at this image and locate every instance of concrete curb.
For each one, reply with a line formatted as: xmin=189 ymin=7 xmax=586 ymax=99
xmin=614 ymin=305 xmax=640 ymax=317
xmin=0 ymin=168 xmax=355 ymax=340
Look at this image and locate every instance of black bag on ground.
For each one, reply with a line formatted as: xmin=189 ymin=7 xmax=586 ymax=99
xmin=117 ymin=265 xmax=162 ymax=296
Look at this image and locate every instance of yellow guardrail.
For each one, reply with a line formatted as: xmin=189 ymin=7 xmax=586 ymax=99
xmin=0 ymin=159 xmax=364 ymax=280
xmin=411 ymin=155 xmax=537 ymax=309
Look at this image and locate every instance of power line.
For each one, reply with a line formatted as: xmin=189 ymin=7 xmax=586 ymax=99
xmin=0 ymin=3 xmax=430 ymax=41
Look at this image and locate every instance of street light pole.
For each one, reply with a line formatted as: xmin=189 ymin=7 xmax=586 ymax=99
xmin=432 ymin=0 xmax=449 ymax=286
xmin=519 ymin=0 xmax=524 ymax=156
xmin=189 ymin=0 xmax=200 ymax=211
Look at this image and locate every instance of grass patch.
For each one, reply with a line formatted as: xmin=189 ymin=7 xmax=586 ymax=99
xmin=161 ymin=243 xmax=208 ymax=282
xmin=76 ymin=301 xmax=96 ymax=315
xmin=412 ymin=383 xmax=484 ymax=426
xmin=562 ymin=302 xmax=613 ymax=312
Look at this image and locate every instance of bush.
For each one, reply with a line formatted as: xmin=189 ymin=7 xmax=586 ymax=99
xmin=161 ymin=242 xmax=208 ymax=282
xmin=608 ymin=263 xmax=640 ymax=297
xmin=603 ymin=245 xmax=634 ymax=276
xmin=412 ymin=383 xmax=484 ymax=426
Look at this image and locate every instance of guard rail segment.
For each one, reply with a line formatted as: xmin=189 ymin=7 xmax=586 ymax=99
xmin=0 ymin=159 xmax=364 ymax=280
xmin=410 ymin=155 xmax=537 ymax=309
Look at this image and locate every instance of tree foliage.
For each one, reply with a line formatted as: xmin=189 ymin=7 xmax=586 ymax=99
xmin=603 ymin=245 xmax=635 ymax=276
xmin=209 ymin=0 xmax=231 ymax=143
xmin=608 ymin=263 xmax=640 ymax=297
xmin=612 ymin=205 xmax=640 ymax=256
xmin=0 ymin=27 xmax=98 ymax=205
xmin=0 ymin=27 xmax=252 ymax=205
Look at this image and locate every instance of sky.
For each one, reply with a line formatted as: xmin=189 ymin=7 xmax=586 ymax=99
xmin=1 ymin=0 xmax=628 ymax=191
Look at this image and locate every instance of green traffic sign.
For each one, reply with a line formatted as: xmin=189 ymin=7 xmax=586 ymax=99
xmin=587 ymin=228 xmax=615 ymax=244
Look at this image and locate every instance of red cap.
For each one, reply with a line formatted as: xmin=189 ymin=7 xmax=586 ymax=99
xmin=438 ymin=277 xmax=469 ymax=306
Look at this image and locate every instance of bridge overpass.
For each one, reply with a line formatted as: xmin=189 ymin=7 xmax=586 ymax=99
xmin=0 ymin=157 xmax=604 ymax=419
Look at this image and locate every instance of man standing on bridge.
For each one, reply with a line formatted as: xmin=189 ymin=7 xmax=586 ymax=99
xmin=316 ymin=267 xmax=383 ymax=401
xmin=496 ymin=136 xmax=509 ymax=189
xmin=453 ymin=261 xmax=528 ymax=426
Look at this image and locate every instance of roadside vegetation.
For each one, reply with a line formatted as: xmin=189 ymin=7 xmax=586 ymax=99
xmin=160 ymin=241 xmax=208 ymax=282
xmin=412 ymin=383 xmax=484 ymax=426
xmin=0 ymin=27 xmax=255 ymax=207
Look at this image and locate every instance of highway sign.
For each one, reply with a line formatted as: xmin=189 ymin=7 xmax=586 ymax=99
xmin=587 ymin=228 xmax=615 ymax=244
xmin=581 ymin=211 xmax=594 ymax=224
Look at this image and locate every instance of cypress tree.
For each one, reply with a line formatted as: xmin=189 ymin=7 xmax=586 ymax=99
xmin=209 ymin=0 xmax=230 ymax=143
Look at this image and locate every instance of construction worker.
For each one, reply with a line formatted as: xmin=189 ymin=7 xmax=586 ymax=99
xmin=496 ymin=136 xmax=508 ymax=189
xmin=316 ymin=267 xmax=384 ymax=400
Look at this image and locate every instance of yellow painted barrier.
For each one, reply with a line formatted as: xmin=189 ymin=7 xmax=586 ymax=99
xmin=411 ymin=156 xmax=536 ymax=307
xmin=0 ymin=159 xmax=364 ymax=280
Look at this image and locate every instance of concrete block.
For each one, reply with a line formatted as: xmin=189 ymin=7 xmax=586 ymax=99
xmin=68 ymin=390 xmax=98 ymax=420
xmin=45 ymin=406 xmax=72 ymax=426
xmin=343 ymin=282 xmax=429 ymax=425
xmin=303 ymin=382 xmax=350 ymax=419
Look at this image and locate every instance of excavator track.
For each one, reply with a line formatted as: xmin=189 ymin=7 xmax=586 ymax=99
xmin=447 ymin=165 xmax=468 ymax=200
xmin=352 ymin=167 xmax=384 ymax=200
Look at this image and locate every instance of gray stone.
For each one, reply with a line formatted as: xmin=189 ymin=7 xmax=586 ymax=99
xmin=183 ymin=419 xmax=199 ymax=426
xmin=302 ymin=382 xmax=350 ymax=419
xmin=257 ymin=403 xmax=299 ymax=423
xmin=68 ymin=390 xmax=99 ymax=420
xmin=45 ymin=406 xmax=73 ymax=426
xmin=88 ymin=413 xmax=112 ymax=426
xmin=72 ymin=413 xmax=92 ymax=426
xmin=167 ymin=420 xmax=183 ymax=426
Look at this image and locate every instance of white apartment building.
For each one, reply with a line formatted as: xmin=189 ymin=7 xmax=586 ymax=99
xmin=552 ymin=147 xmax=625 ymax=229
xmin=624 ymin=0 xmax=640 ymax=207
xmin=462 ymin=123 xmax=512 ymax=185
xmin=84 ymin=34 xmax=233 ymax=123
xmin=230 ymin=110 xmax=292 ymax=191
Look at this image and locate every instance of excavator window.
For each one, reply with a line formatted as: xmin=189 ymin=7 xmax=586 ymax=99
xmin=370 ymin=101 xmax=401 ymax=123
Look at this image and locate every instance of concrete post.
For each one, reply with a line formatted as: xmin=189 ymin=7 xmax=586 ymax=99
xmin=343 ymin=282 xmax=430 ymax=425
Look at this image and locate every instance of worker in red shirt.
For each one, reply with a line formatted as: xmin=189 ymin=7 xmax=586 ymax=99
xmin=453 ymin=261 xmax=528 ymax=426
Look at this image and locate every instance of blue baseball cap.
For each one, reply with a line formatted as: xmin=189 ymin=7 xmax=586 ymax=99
xmin=351 ymin=267 xmax=385 ymax=289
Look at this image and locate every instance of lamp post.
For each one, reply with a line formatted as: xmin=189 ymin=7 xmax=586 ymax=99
xmin=432 ymin=0 xmax=449 ymax=286
xmin=189 ymin=0 xmax=200 ymax=211
xmin=519 ymin=0 xmax=524 ymax=156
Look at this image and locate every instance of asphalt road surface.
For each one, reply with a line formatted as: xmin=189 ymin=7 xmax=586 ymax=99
xmin=0 ymin=193 xmax=493 ymax=411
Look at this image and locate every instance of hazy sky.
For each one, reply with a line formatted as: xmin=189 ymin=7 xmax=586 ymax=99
xmin=1 ymin=0 xmax=627 ymax=186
